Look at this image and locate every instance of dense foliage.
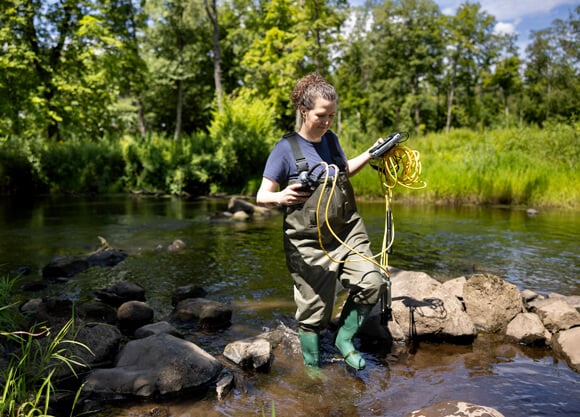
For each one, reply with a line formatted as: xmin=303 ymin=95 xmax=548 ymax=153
xmin=0 ymin=0 xmax=578 ymax=205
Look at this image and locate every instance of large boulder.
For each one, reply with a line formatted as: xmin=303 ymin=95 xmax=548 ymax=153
xmin=406 ymin=401 xmax=505 ymax=417
xmin=463 ymin=274 xmax=523 ymax=332
xmin=83 ymin=333 xmax=223 ymax=398
xmin=390 ymin=270 xmax=476 ymax=342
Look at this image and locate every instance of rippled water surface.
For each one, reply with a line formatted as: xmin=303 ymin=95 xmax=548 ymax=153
xmin=0 ymin=195 xmax=578 ymax=416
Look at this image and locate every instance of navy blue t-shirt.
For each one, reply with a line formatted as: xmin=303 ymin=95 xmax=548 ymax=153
xmin=262 ymin=131 xmax=348 ymax=186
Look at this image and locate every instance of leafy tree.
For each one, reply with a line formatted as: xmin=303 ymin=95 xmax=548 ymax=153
xmin=239 ymin=0 xmax=347 ymax=131
xmin=441 ymin=2 xmax=497 ymax=132
xmin=482 ymin=35 xmax=522 ymax=127
xmin=363 ymin=0 xmax=444 ymax=134
xmin=0 ymin=0 xmax=148 ymax=140
xmin=523 ymin=6 xmax=579 ymax=125
xmin=334 ymin=4 xmax=373 ymax=136
xmin=141 ymin=0 xmax=215 ymax=138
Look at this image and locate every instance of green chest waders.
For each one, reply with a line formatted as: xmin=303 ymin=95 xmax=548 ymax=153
xmin=282 ymin=134 xmax=386 ymax=370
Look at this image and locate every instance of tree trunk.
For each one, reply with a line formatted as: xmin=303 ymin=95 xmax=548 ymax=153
xmin=446 ymin=56 xmax=458 ymax=134
xmin=137 ymin=97 xmax=146 ymax=137
xmin=412 ymin=82 xmax=420 ymax=133
xmin=174 ymin=79 xmax=183 ymax=141
xmin=204 ymin=0 xmax=223 ymax=113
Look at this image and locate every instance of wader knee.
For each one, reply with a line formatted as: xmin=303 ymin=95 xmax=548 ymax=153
xmin=351 ymin=271 xmax=388 ymax=305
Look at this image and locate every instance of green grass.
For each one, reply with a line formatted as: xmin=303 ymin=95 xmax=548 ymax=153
xmin=348 ymin=124 xmax=579 ymax=208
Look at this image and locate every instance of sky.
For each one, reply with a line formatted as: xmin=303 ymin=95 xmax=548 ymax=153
xmin=350 ymin=0 xmax=579 ymax=53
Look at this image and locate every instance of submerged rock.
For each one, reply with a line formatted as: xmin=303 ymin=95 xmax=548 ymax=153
xmin=406 ymin=400 xmax=505 ymax=417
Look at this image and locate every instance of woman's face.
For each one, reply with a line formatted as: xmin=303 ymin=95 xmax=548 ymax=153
xmin=300 ymin=97 xmax=337 ymax=140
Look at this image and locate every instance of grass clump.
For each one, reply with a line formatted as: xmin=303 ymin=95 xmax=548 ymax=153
xmin=0 ymin=276 xmax=90 ymax=417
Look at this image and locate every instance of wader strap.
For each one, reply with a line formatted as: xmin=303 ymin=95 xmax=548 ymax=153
xmin=285 ymin=132 xmax=309 ymax=173
xmin=284 ymin=131 xmax=346 ymax=173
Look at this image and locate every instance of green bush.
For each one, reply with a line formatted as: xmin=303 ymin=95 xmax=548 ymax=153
xmin=38 ymin=139 xmax=125 ymax=194
xmin=209 ymin=95 xmax=281 ymax=193
xmin=120 ymin=132 xmax=220 ymax=195
xmin=0 ymin=138 xmax=47 ymax=195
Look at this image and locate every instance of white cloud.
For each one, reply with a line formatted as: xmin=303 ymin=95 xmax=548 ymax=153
xmin=494 ymin=22 xmax=516 ymax=36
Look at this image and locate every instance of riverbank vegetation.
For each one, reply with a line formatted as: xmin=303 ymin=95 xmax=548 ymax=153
xmin=1 ymin=1 xmax=578 ymax=207
xmin=1 ymin=122 xmax=577 ymax=207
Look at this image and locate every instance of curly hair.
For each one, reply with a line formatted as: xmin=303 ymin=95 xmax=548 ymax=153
xmin=291 ymin=72 xmax=337 ymax=111
xmin=291 ymin=72 xmax=337 ymax=130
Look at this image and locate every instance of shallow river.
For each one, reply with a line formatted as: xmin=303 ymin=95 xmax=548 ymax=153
xmin=0 ymin=195 xmax=578 ymax=417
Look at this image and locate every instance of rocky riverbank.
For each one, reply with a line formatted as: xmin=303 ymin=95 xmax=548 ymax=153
xmin=3 ymin=245 xmax=579 ymax=417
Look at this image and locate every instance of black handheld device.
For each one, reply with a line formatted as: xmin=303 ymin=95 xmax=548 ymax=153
xmin=297 ymin=170 xmax=319 ymax=192
xmin=369 ymin=132 xmax=404 ymax=159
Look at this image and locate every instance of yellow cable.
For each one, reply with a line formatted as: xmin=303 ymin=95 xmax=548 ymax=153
xmin=314 ymin=143 xmax=426 ymax=277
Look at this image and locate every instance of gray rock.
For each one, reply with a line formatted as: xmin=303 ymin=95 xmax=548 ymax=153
xmin=134 ymin=321 xmax=182 ymax=339
xmin=94 ymin=280 xmax=146 ymax=307
xmin=390 ymin=270 xmax=476 ymax=342
xmin=505 ymin=312 xmax=550 ymax=345
xmin=86 ymin=248 xmax=128 ymax=267
xmin=441 ymin=276 xmax=467 ymax=301
xmin=75 ymin=323 xmax=123 ymax=368
xmin=528 ymin=298 xmax=580 ymax=332
xmin=463 ymin=274 xmax=523 ymax=333
xmin=223 ymin=337 xmax=273 ymax=371
xmin=42 ymin=255 xmax=89 ymax=279
xmin=171 ymin=284 xmax=208 ymax=306
xmin=167 ymin=239 xmax=186 ymax=252
xmin=172 ymin=298 xmax=232 ymax=330
xmin=521 ymin=288 xmax=542 ymax=304
xmin=83 ymin=333 xmax=222 ymax=398
xmin=77 ymin=300 xmax=117 ymax=324
xmin=406 ymin=400 xmax=505 ymax=417
xmin=359 ymin=303 xmax=406 ymax=343
xmin=117 ymin=300 xmax=154 ymax=332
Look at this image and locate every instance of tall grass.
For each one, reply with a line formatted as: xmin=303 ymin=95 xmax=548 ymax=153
xmin=347 ymin=124 xmax=579 ymax=207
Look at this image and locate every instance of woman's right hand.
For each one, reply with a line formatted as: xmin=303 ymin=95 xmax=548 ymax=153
xmin=257 ymin=178 xmax=311 ymax=208
xmin=278 ymin=183 xmax=311 ymax=206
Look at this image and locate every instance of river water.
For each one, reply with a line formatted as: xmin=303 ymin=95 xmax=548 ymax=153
xmin=0 ymin=195 xmax=578 ymax=417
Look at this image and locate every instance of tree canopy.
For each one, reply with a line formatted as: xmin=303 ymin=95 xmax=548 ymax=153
xmin=1 ymin=0 xmax=578 ymax=141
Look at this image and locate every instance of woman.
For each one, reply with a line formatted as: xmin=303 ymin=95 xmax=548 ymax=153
xmin=256 ymin=72 xmax=386 ymax=371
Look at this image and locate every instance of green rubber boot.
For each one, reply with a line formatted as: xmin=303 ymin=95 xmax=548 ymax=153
xmin=299 ymin=331 xmax=321 ymax=368
xmin=335 ymin=299 xmax=370 ymax=370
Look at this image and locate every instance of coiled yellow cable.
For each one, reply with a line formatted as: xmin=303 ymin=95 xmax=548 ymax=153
xmin=370 ymin=144 xmax=426 ymax=273
xmin=315 ymin=142 xmax=426 ymax=277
